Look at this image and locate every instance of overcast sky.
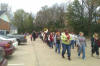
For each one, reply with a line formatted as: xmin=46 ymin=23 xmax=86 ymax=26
xmin=0 ymin=0 xmax=74 ymax=14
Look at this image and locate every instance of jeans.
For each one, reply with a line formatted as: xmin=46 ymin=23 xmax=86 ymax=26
xmin=70 ymin=40 xmax=75 ymax=49
xmin=62 ymin=44 xmax=71 ymax=57
xmin=92 ymin=45 xmax=99 ymax=55
xmin=33 ymin=37 xmax=36 ymax=41
xmin=47 ymin=40 xmax=50 ymax=47
xmin=50 ymin=41 xmax=53 ymax=48
xmin=55 ymin=43 xmax=61 ymax=53
xmin=74 ymin=40 xmax=77 ymax=46
xmin=78 ymin=44 xmax=85 ymax=59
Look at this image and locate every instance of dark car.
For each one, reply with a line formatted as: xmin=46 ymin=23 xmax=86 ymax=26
xmin=0 ymin=47 xmax=8 ymax=66
xmin=7 ymin=34 xmax=27 ymax=45
xmin=0 ymin=39 xmax=15 ymax=56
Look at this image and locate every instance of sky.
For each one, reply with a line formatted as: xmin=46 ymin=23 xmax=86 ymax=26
xmin=0 ymin=0 xmax=74 ymax=14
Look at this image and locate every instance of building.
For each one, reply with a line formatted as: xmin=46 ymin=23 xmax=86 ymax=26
xmin=10 ymin=24 xmax=18 ymax=34
xmin=0 ymin=10 xmax=18 ymax=35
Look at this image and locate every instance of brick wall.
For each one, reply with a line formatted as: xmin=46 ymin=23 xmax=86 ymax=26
xmin=0 ymin=18 xmax=10 ymax=31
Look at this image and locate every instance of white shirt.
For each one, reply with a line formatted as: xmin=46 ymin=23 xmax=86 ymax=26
xmin=70 ymin=34 xmax=75 ymax=40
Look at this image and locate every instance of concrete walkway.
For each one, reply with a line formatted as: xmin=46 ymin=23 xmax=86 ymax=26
xmin=31 ymin=38 xmax=100 ymax=66
xmin=8 ymin=37 xmax=100 ymax=66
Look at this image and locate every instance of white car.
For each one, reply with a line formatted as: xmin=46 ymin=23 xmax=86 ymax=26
xmin=0 ymin=35 xmax=18 ymax=48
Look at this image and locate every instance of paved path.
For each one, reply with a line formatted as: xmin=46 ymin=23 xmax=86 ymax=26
xmin=8 ymin=37 xmax=100 ymax=66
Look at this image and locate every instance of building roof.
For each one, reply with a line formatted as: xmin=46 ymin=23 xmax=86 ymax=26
xmin=0 ymin=10 xmax=10 ymax=22
xmin=0 ymin=11 xmax=6 ymax=16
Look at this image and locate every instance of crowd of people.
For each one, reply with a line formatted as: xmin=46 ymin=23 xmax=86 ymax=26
xmin=30 ymin=31 xmax=38 ymax=41
xmin=30 ymin=30 xmax=100 ymax=61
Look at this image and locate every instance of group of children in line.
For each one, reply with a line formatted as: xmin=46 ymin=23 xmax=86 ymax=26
xmin=39 ymin=30 xmax=100 ymax=60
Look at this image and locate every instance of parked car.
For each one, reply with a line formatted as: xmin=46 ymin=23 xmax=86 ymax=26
xmin=7 ymin=34 xmax=27 ymax=45
xmin=0 ymin=39 xmax=15 ymax=56
xmin=0 ymin=35 xmax=18 ymax=48
xmin=0 ymin=47 xmax=8 ymax=66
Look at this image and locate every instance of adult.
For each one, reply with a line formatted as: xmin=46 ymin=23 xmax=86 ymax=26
xmin=40 ymin=32 xmax=44 ymax=41
xmin=30 ymin=34 xmax=32 ymax=41
xmin=49 ymin=32 xmax=54 ymax=48
xmin=32 ymin=31 xmax=36 ymax=41
xmin=91 ymin=33 xmax=100 ymax=58
xmin=55 ymin=32 xmax=61 ymax=54
xmin=61 ymin=30 xmax=71 ymax=60
xmin=77 ymin=32 xmax=86 ymax=60
xmin=70 ymin=32 xmax=75 ymax=49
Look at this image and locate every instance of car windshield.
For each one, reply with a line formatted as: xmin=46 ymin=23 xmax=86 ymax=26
xmin=0 ymin=35 xmax=10 ymax=39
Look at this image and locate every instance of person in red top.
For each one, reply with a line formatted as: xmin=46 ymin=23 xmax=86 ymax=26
xmin=49 ymin=32 xmax=54 ymax=48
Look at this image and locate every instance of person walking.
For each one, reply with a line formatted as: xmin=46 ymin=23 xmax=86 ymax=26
xmin=77 ymin=32 xmax=86 ymax=60
xmin=49 ymin=32 xmax=54 ymax=48
xmin=61 ymin=30 xmax=71 ymax=60
xmin=55 ymin=32 xmax=61 ymax=54
xmin=91 ymin=33 xmax=100 ymax=58
xmin=30 ymin=34 xmax=32 ymax=41
xmin=40 ymin=32 xmax=44 ymax=41
xmin=70 ymin=32 xmax=75 ymax=49
xmin=74 ymin=34 xmax=78 ymax=47
xmin=32 ymin=31 xmax=36 ymax=41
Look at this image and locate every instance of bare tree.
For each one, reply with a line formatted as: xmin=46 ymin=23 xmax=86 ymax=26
xmin=35 ymin=4 xmax=66 ymax=31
